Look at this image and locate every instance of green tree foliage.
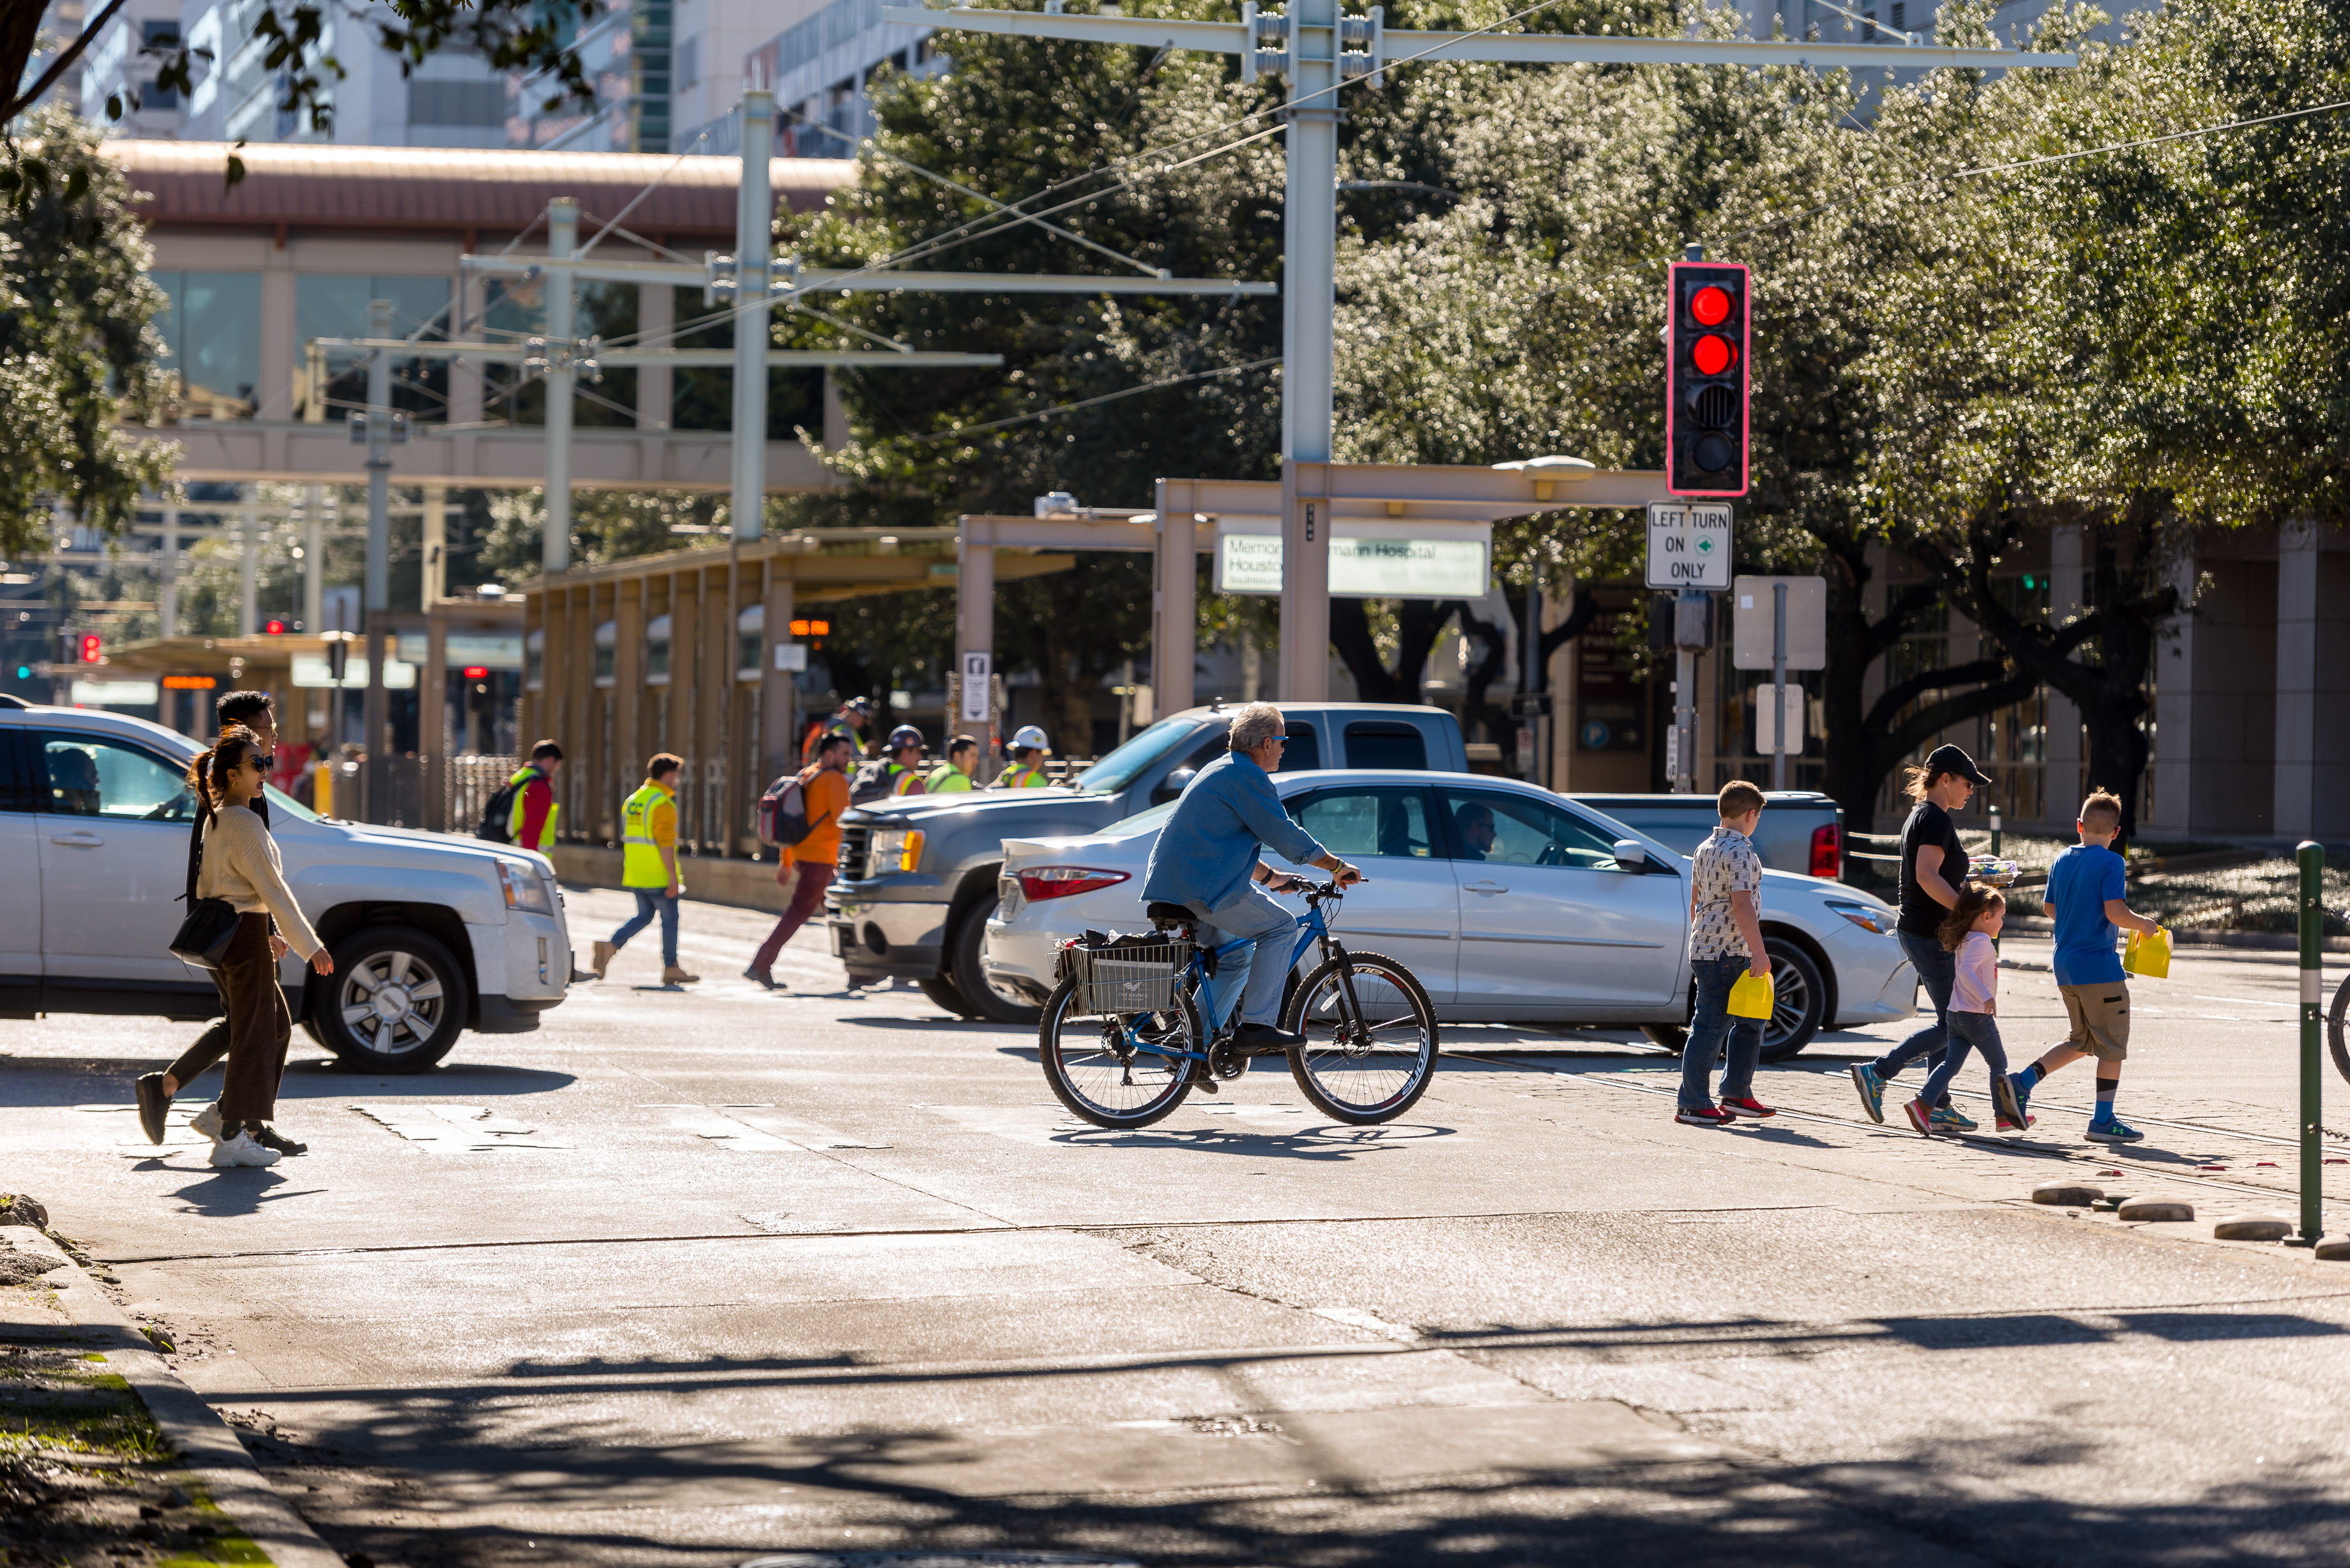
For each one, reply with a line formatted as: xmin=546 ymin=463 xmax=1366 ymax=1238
xmin=784 ymin=8 xmax=1284 ymax=736
xmin=0 ymin=110 xmax=176 ymax=557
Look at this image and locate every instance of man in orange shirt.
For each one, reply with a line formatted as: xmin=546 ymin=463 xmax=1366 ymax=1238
xmin=745 ymin=732 xmax=853 ymax=990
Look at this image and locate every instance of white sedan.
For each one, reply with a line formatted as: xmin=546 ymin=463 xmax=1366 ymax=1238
xmin=983 ymin=769 xmax=1914 ymax=1060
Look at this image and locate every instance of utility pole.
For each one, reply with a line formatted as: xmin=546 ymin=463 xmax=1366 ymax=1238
xmin=364 ymin=296 xmax=393 ymax=821
xmin=732 ymin=91 xmax=775 ymax=543
xmin=1771 ymin=578 xmax=1788 ymax=790
xmin=543 ymin=198 xmax=579 ymax=575
xmin=238 ymin=488 xmax=258 ymax=637
xmin=889 ymin=4 xmax=2074 ymax=702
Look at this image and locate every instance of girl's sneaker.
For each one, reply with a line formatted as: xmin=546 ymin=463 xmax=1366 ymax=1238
xmin=1902 ymin=1097 xmax=1936 ymax=1136
xmin=1995 ymin=1110 xmax=2037 ymax=1134
xmin=1847 ymin=1064 xmax=1887 ymax=1124
xmin=188 ymin=1103 xmax=225 ymax=1143
xmin=1720 ymin=1096 xmax=1777 ymax=1120
xmin=1930 ymin=1104 xmax=1978 ymax=1134
xmin=1675 ymin=1104 xmax=1734 ymax=1127
xmin=2086 ymin=1117 xmax=2146 ymax=1144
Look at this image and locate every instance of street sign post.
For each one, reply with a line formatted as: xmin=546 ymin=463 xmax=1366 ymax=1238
xmin=959 ymin=651 xmax=992 ymax=723
xmin=1645 ymin=502 xmax=1732 ymax=591
xmin=1733 ymin=575 xmax=1824 ymax=788
xmin=1753 ymin=682 xmax=1805 ymax=753
xmin=1648 ymin=502 xmax=1730 ymax=792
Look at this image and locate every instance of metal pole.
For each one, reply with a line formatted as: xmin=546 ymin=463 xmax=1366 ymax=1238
xmin=2291 ymin=840 xmax=2325 ymax=1247
xmin=238 ymin=490 xmax=259 ymax=637
xmin=1772 ymin=579 xmax=1787 ymax=790
xmin=1523 ymin=577 xmax=1542 ymax=785
xmin=1275 ymin=0 xmax=1337 ymax=700
xmin=302 ymin=484 xmax=324 ymax=633
xmin=157 ymin=501 xmax=179 ymax=641
xmin=1673 ymin=588 xmax=1702 ymax=794
xmin=543 ymin=198 xmax=579 ymax=574
xmin=364 ymin=296 xmax=393 ymax=823
xmin=732 ymin=92 xmax=775 ymax=543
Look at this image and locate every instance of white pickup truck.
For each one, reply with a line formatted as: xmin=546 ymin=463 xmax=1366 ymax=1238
xmin=0 ymin=698 xmax=570 ymax=1071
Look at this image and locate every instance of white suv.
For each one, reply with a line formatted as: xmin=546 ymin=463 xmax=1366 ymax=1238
xmin=0 ymin=697 xmax=571 ymax=1071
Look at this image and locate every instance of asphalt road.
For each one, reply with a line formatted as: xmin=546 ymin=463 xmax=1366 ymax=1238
xmin=8 ymin=884 xmax=2350 ymax=1567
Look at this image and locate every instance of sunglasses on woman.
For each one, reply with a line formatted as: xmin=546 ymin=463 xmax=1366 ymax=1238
xmin=245 ymin=754 xmax=274 ymax=773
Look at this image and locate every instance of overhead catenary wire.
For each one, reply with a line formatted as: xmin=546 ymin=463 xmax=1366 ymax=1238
xmin=919 ymin=354 xmax=1282 ymax=442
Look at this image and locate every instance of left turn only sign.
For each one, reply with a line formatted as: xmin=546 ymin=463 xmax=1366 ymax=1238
xmin=1645 ymin=502 xmax=1733 ymax=591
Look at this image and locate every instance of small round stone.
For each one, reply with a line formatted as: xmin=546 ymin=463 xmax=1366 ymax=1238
xmin=2212 ymin=1215 xmax=2293 ymax=1242
xmin=2033 ymin=1182 xmax=2104 ymax=1207
xmin=2314 ymin=1237 xmax=2350 ymax=1262
xmin=2116 ymin=1198 xmax=2195 ymax=1223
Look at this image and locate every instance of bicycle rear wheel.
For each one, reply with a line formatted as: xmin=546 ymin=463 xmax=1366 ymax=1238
xmin=1038 ymin=978 xmax=1199 ymax=1129
xmin=1282 ymin=951 xmax=1438 ymax=1124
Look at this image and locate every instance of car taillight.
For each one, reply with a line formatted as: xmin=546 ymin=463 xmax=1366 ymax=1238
xmin=1017 ymin=866 xmax=1130 ymax=901
xmin=1810 ymin=823 xmax=1842 ymax=880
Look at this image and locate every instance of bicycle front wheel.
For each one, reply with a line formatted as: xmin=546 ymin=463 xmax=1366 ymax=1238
xmin=1038 ymin=978 xmax=1199 ymax=1130
xmin=2330 ymin=973 xmax=2350 ymax=1089
xmin=1281 ymin=951 xmax=1438 ymax=1124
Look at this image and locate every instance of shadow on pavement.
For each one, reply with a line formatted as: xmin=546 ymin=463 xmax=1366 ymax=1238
xmin=0 ymin=1057 xmax=575 ymax=1104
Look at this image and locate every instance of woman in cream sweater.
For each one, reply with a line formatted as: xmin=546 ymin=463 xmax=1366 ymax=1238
xmin=190 ymin=727 xmax=334 ymax=1169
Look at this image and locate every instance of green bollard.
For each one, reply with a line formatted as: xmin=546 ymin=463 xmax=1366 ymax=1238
xmin=2289 ymin=840 xmax=2324 ymax=1248
xmin=1989 ymin=803 xmax=2002 ymax=857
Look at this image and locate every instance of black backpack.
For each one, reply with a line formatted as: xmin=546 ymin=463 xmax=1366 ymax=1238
xmin=759 ymin=769 xmax=824 ymax=848
xmin=476 ymin=769 xmax=531 ymax=843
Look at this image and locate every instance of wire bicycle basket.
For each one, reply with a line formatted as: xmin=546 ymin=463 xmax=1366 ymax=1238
xmin=1058 ymin=935 xmax=1195 ymax=1017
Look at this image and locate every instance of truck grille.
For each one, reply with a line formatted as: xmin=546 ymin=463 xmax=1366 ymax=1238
xmin=837 ymin=825 xmax=872 ymax=880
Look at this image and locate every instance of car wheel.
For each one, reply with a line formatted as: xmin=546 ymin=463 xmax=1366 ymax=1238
xmin=1758 ymin=935 xmax=1826 ymax=1062
xmin=918 ymin=974 xmax=980 ymax=1018
xmin=947 ymin=896 xmax=1042 ymax=1026
xmin=315 ymin=924 xmax=469 ymax=1073
xmin=1639 ymin=1023 xmax=1687 ymax=1054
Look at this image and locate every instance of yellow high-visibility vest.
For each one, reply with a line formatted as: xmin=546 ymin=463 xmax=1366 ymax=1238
xmin=506 ymin=766 xmax=559 ymax=850
xmin=620 ymin=781 xmax=674 ymax=889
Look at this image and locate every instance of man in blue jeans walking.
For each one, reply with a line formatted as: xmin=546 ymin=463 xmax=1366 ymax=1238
xmin=1676 ymin=780 xmax=1777 ymax=1126
xmin=1847 ymin=743 xmax=1992 ymax=1129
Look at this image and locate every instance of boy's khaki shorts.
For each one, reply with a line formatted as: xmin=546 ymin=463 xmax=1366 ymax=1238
xmin=2058 ymin=981 xmax=2131 ymax=1062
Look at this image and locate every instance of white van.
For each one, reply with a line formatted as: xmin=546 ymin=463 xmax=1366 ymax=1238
xmin=0 ymin=697 xmax=570 ymax=1071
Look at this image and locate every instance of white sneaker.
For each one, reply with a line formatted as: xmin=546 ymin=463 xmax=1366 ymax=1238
xmin=189 ymin=1103 xmax=225 ymax=1143
xmin=208 ymin=1129 xmax=280 ymax=1168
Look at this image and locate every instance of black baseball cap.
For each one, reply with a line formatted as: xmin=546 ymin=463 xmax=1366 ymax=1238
xmin=1924 ymin=743 xmax=1992 ymax=787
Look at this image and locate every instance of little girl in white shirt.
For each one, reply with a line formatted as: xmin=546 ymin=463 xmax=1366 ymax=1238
xmin=1905 ymin=883 xmax=2029 ymax=1136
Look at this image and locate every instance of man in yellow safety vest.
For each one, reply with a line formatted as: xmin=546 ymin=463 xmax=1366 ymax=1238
xmin=593 ymin=753 xmax=699 ymax=986
xmin=505 ymin=740 xmax=564 ymax=851
xmin=994 ymin=725 xmax=1052 ymax=789
xmin=925 ymin=735 xmax=980 ymax=793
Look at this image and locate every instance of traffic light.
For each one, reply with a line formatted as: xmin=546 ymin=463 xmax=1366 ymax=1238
xmin=263 ymin=619 xmax=287 ymax=635
xmin=78 ymin=633 xmax=102 ymax=663
xmin=1665 ymin=260 xmax=1750 ymax=498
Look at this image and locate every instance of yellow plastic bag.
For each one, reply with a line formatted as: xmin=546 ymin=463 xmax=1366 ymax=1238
xmin=2124 ymin=926 xmax=2172 ymax=980
xmin=1727 ymin=972 xmax=1777 ymax=1019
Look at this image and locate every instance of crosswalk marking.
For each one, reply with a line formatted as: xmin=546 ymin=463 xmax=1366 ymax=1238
xmin=349 ymin=1104 xmax=569 ymax=1152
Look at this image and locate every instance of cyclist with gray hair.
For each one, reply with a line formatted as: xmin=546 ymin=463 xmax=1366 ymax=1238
xmin=1141 ymin=702 xmax=1362 ymax=1055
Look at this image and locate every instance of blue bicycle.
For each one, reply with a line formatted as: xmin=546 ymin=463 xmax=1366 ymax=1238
xmin=1038 ymin=880 xmax=1439 ymax=1129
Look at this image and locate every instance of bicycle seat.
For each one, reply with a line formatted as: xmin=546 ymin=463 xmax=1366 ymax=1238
xmin=1146 ymin=901 xmax=1197 ymax=925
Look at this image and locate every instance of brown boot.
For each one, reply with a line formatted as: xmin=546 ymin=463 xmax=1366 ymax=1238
xmin=662 ymin=965 xmax=701 ymax=986
xmin=591 ymin=940 xmax=615 ymax=979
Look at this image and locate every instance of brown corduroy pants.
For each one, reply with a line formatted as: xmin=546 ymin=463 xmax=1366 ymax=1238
xmin=216 ymin=914 xmax=291 ymax=1126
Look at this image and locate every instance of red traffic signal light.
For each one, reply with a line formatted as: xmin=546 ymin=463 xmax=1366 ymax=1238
xmin=263 ymin=619 xmax=287 ymax=635
xmin=1665 ymin=260 xmax=1750 ymax=499
xmin=78 ymin=633 xmax=102 ymax=663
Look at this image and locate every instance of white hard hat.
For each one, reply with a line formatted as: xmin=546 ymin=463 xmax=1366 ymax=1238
xmin=1011 ymin=725 xmax=1050 ymax=753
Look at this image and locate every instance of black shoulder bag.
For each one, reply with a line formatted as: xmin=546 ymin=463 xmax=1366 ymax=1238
xmin=169 ymin=805 xmax=241 ymax=970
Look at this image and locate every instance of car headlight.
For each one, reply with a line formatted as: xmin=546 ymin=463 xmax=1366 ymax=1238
xmin=868 ymin=827 xmax=924 ymax=875
xmin=1824 ymin=900 xmax=1895 ymax=935
xmin=497 ymin=859 xmax=556 ymax=915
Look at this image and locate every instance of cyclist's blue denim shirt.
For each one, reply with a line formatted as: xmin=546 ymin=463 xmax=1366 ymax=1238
xmin=1142 ymin=751 xmax=1326 ymax=910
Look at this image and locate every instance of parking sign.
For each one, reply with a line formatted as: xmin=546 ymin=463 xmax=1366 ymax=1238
xmin=1645 ymin=502 xmax=1733 ymax=591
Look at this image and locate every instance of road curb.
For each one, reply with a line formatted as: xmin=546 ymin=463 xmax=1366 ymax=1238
xmin=3 ymin=1223 xmax=346 ymax=1568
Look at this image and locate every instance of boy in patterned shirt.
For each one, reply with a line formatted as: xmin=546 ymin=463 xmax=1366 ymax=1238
xmin=1677 ymin=780 xmax=1778 ymax=1127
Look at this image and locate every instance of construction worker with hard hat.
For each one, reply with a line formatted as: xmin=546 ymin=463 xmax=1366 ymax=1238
xmin=881 ymin=725 xmax=929 ymax=796
xmin=994 ymin=726 xmax=1053 ymax=789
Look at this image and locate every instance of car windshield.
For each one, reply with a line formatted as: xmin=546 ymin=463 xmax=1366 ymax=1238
xmin=1100 ymin=800 xmax=1179 ymax=836
xmin=1073 ymin=718 xmax=1205 ymax=794
xmin=266 ymin=783 xmax=320 ymax=822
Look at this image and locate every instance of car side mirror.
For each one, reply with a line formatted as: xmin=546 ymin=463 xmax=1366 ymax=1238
xmin=1150 ymin=767 xmax=1197 ymax=807
xmin=1612 ymin=839 xmax=1654 ymax=873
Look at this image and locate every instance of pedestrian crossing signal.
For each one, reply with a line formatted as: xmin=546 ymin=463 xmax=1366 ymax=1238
xmin=1666 ymin=260 xmax=1750 ymax=499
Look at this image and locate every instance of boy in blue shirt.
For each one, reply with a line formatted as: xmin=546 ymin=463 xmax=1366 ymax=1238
xmin=2008 ymin=790 xmax=2165 ymax=1143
